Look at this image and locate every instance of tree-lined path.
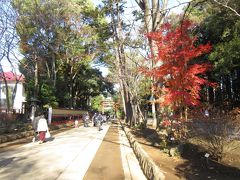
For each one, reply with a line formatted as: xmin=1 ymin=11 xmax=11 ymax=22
xmin=1 ymin=1 xmax=239 ymax=179
xmin=0 ymin=121 xmax=146 ymax=180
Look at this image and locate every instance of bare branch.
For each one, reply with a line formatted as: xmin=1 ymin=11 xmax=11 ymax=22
xmin=213 ymin=0 xmax=240 ymax=17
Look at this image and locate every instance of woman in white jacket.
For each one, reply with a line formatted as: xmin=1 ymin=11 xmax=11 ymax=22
xmin=37 ymin=116 xmax=49 ymax=144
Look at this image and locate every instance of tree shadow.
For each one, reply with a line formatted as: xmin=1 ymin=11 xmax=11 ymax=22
xmin=0 ymin=154 xmax=36 ymax=179
xmin=131 ymin=127 xmax=240 ymax=179
xmin=0 ymin=157 xmax=15 ymax=168
xmin=131 ymin=128 xmax=162 ymax=147
xmin=174 ymin=143 xmax=240 ymax=180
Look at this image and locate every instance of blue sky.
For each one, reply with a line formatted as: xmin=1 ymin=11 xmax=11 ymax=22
xmin=93 ymin=0 xmax=190 ymax=14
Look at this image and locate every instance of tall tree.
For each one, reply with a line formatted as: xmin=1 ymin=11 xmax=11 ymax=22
xmin=124 ymin=51 xmax=151 ymax=125
xmin=102 ymin=0 xmax=135 ymax=125
xmin=0 ymin=0 xmax=19 ymax=112
xmin=15 ymin=0 xmax=112 ymax=108
xmin=14 ymin=0 xmax=74 ymax=100
xmin=187 ymin=0 xmax=240 ymax=107
xmin=135 ymin=0 xmax=169 ymax=128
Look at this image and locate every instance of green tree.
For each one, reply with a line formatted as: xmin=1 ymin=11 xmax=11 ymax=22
xmin=90 ymin=95 xmax=103 ymax=112
xmin=188 ymin=0 xmax=240 ymax=107
xmin=15 ymin=0 xmax=113 ymax=108
xmin=15 ymin=0 xmax=78 ymax=102
xmin=57 ymin=63 xmax=113 ymax=109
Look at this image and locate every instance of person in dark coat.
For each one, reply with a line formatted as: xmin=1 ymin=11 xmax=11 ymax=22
xmin=92 ymin=113 xmax=98 ymax=127
xmin=96 ymin=113 xmax=103 ymax=131
xmin=83 ymin=112 xmax=90 ymax=127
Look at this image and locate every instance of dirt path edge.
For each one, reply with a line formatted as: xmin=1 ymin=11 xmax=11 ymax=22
xmin=121 ymin=122 xmax=165 ymax=180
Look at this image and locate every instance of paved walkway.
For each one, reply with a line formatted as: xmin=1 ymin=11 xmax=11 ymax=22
xmin=0 ymin=121 xmax=146 ymax=180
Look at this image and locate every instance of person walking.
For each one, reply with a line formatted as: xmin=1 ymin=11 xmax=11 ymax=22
xmin=74 ymin=119 xmax=79 ymax=128
xmin=83 ymin=112 xmax=90 ymax=127
xmin=96 ymin=113 xmax=103 ymax=131
xmin=102 ymin=114 xmax=107 ymax=123
xmin=92 ymin=113 xmax=98 ymax=127
xmin=37 ymin=115 xmax=49 ymax=144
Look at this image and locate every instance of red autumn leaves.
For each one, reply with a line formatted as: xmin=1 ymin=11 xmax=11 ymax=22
xmin=142 ymin=20 xmax=213 ymax=108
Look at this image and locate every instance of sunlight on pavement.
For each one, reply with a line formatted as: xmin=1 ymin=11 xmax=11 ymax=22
xmin=0 ymin=124 xmax=110 ymax=180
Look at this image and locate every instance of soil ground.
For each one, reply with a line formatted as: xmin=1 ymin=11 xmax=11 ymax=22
xmin=131 ymin=128 xmax=240 ymax=180
xmin=83 ymin=123 xmax=125 ymax=180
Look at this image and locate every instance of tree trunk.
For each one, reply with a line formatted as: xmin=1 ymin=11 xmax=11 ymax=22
xmin=184 ymin=106 xmax=188 ymax=121
xmin=233 ymin=69 xmax=240 ymax=103
xmin=111 ymin=0 xmax=134 ymax=124
xmin=125 ymin=92 xmax=133 ymax=125
xmin=131 ymin=103 xmax=137 ymax=127
xmin=11 ymin=77 xmax=20 ymax=111
xmin=0 ymin=64 xmax=10 ymax=112
xmin=34 ymin=57 xmax=39 ymax=99
xmin=52 ymin=53 xmax=57 ymax=88
xmin=119 ymin=73 xmax=126 ymax=117
xmin=135 ymin=0 xmax=169 ymax=129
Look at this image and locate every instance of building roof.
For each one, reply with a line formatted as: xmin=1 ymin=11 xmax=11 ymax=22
xmin=0 ymin=72 xmax=24 ymax=82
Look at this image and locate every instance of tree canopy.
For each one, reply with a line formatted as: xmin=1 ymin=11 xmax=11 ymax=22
xmin=14 ymin=0 xmax=113 ymax=109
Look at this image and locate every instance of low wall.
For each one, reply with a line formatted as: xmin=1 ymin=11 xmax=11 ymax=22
xmin=0 ymin=131 xmax=34 ymax=143
xmin=0 ymin=122 xmax=82 ymax=144
xmin=123 ymin=126 xmax=165 ymax=180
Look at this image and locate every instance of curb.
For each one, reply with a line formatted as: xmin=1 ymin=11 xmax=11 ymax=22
xmin=0 ymin=131 xmax=34 ymax=144
xmin=121 ymin=124 xmax=165 ymax=180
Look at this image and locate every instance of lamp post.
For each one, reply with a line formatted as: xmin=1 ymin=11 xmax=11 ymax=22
xmin=28 ymin=97 xmax=39 ymax=121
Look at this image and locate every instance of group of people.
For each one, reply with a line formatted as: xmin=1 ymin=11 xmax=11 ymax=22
xmin=32 ymin=111 xmax=109 ymax=144
xmin=92 ymin=112 xmax=106 ymax=131
xmin=73 ymin=112 xmax=108 ymax=131
xmin=74 ymin=112 xmax=91 ymax=128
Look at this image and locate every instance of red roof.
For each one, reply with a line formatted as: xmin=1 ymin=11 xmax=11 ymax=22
xmin=0 ymin=72 xmax=24 ymax=82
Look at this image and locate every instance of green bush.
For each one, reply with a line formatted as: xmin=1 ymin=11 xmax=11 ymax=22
xmin=159 ymin=139 xmax=167 ymax=149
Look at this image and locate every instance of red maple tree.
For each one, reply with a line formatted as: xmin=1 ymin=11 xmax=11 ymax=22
xmin=143 ymin=20 xmax=212 ymax=118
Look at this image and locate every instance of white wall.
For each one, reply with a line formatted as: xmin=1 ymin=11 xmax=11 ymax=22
xmin=0 ymin=82 xmax=25 ymax=112
xmin=13 ymin=83 xmax=25 ymax=112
